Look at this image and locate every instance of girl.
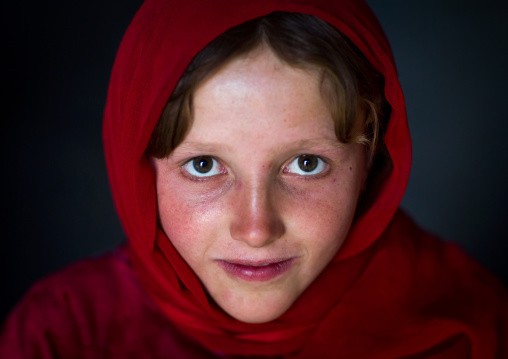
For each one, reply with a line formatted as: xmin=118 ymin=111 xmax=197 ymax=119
xmin=2 ymin=0 xmax=507 ymax=357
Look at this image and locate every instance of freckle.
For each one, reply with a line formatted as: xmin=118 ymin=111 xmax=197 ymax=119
xmin=349 ymin=166 xmax=352 ymax=171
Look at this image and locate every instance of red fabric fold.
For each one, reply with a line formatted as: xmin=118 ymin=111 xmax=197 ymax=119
xmin=2 ymin=0 xmax=506 ymax=357
xmin=99 ymin=0 xmax=507 ymax=356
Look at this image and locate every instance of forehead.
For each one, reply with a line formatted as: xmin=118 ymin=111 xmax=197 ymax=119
xmin=197 ymin=45 xmax=322 ymax=96
xmin=183 ymin=48 xmax=339 ymax=151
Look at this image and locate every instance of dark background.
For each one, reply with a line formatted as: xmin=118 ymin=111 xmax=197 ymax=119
xmin=2 ymin=0 xmax=507 ymax=321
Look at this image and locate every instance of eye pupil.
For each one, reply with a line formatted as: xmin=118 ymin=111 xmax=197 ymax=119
xmin=193 ymin=156 xmax=213 ymax=173
xmin=298 ymin=155 xmax=318 ymax=172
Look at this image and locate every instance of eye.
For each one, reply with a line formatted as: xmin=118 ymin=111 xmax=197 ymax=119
xmin=182 ymin=156 xmax=224 ymax=178
xmin=285 ymin=155 xmax=326 ymax=176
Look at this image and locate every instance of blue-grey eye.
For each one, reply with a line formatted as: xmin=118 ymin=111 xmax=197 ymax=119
xmin=286 ymin=155 xmax=326 ymax=175
xmin=183 ymin=156 xmax=222 ymax=177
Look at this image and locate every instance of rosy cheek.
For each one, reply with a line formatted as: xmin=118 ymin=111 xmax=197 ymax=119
xmin=157 ymin=179 xmax=229 ymax=243
xmin=281 ymin=173 xmax=361 ymax=233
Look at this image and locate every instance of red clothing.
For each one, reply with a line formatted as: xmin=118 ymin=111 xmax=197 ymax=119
xmin=1 ymin=213 xmax=506 ymax=358
xmin=2 ymin=0 xmax=507 ymax=357
xmin=0 ymin=248 xmax=212 ymax=358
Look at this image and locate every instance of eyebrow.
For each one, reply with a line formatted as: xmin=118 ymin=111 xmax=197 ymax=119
xmin=285 ymin=138 xmax=345 ymax=150
xmin=175 ymin=138 xmax=346 ymax=155
xmin=173 ymin=142 xmax=233 ymax=153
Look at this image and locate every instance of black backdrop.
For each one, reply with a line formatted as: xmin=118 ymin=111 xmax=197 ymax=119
xmin=2 ymin=0 xmax=507 ymax=321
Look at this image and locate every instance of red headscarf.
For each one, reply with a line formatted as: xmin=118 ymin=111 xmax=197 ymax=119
xmin=103 ymin=0 xmax=507 ymax=357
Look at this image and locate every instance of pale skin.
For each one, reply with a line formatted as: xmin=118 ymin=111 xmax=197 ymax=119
xmin=151 ymin=47 xmax=369 ymax=323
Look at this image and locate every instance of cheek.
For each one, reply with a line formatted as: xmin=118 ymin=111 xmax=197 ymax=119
xmin=156 ymin=178 xmax=229 ymax=262
xmin=282 ymin=171 xmax=363 ymax=251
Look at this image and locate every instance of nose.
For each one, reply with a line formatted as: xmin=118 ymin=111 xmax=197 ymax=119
xmin=229 ymin=181 xmax=285 ymax=247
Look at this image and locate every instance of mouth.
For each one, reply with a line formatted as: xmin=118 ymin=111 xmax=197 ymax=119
xmin=216 ymin=258 xmax=295 ymax=282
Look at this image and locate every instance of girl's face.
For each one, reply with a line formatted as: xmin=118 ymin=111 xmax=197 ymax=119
xmin=151 ymin=48 xmax=368 ymax=323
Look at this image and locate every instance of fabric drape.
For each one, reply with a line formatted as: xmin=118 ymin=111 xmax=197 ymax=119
xmin=1 ymin=0 xmax=506 ymax=357
xmin=101 ymin=0 xmax=507 ymax=356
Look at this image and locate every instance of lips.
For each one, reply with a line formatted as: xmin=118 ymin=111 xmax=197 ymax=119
xmin=217 ymin=258 xmax=295 ymax=281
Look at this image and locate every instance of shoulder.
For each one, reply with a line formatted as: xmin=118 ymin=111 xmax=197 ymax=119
xmin=379 ymin=210 xmax=508 ymax=303
xmin=0 ymin=246 xmax=212 ymax=359
xmin=383 ymin=210 xmax=506 ymax=289
xmin=5 ymin=246 xmax=144 ymax=325
xmin=0 ymin=248 xmax=135 ymax=358
xmin=374 ymin=210 xmax=508 ymax=356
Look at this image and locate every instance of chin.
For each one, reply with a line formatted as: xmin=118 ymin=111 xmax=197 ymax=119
xmin=228 ymin=306 xmax=290 ymax=324
xmin=217 ymin=289 xmax=298 ymax=324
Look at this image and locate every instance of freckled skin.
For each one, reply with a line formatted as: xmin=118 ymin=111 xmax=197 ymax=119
xmin=151 ymin=47 xmax=368 ymax=323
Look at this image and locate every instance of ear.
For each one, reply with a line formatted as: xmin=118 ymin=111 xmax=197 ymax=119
xmin=355 ymin=106 xmax=373 ymax=195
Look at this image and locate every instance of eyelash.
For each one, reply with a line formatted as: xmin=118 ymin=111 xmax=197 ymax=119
xmin=181 ymin=154 xmax=328 ymax=180
xmin=283 ymin=155 xmax=328 ymax=176
xmin=181 ymin=156 xmax=225 ymax=179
